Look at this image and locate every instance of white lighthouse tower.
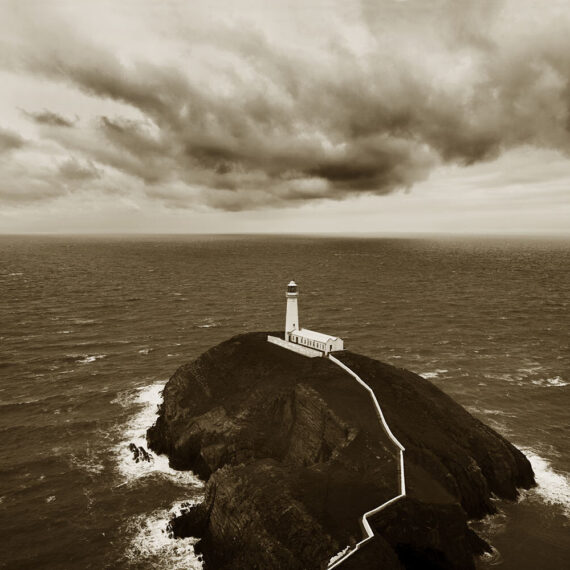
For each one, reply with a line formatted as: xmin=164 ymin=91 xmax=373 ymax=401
xmin=285 ymin=280 xmax=299 ymax=341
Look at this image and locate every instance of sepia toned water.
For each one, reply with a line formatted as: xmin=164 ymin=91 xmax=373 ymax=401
xmin=1 ymin=235 xmax=568 ymax=569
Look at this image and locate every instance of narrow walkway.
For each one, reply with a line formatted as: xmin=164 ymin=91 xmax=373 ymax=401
xmin=327 ymin=354 xmax=406 ymax=569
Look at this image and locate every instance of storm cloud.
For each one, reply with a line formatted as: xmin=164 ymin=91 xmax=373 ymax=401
xmin=2 ymin=0 xmax=570 ymax=211
xmin=0 ymin=127 xmax=25 ymax=154
xmin=22 ymin=109 xmax=76 ymax=128
xmin=58 ymin=157 xmax=101 ymax=182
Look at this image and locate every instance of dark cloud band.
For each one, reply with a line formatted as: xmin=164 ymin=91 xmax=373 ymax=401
xmin=22 ymin=109 xmax=76 ymax=128
xmin=0 ymin=127 xmax=26 ymax=153
xmin=2 ymin=0 xmax=570 ymax=211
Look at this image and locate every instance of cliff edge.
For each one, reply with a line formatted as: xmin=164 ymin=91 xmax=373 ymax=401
xmin=147 ymin=332 xmax=535 ymax=569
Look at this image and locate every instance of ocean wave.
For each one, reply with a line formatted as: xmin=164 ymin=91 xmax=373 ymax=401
xmin=420 ymin=369 xmax=448 ymax=380
xmin=112 ymin=390 xmax=138 ymax=408
xmin=490 ymin=364 xmax=546 ymax=386
xmin=196 ymin=318 xmax=219 ymax=329
xmin=466 ymin=406 xmax=515 ymax=418
xmin=61 ymin=353 xmax=107 ymax=365
xmin=0 ymin=398 xmax=42 ymax=408
xmin=69 ymin=450 xmax=105 ymax=475
xmin=468 ymin=508 xmax=507 ymax=565
xmin=516 ymin=362 xmax=543 ymax=374
xmin=531 ymin=376 xmax=568 ymax=388
xmin=70 ymin=318 xmax=98 ymax=325
xmin=464 ymin=407 xmax=513 ymax=436
xmin=124 ymin=500 xmax=204 ymax=569
xmin=78 ymin=354 xmax=106 ymax=364
xmin=113 ymin=382 xmax=203 ymax=488
xmin=521 ymin=447 xmax=570 ymax=517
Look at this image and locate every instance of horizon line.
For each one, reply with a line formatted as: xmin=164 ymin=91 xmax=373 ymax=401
xmin=0 ymin=231 xmax=569 ymax=239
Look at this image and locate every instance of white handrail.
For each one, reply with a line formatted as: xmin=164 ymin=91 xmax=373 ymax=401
xmin=328 ymin=355 xmax=405 ymax=453
xmin=326 ymin=354 xmax=406 ymax=569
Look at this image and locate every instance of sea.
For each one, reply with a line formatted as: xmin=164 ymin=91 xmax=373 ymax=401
xmin=0 ymin=235 xmax=568 ymax=570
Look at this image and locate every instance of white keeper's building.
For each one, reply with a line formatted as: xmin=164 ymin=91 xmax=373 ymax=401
xmin=267 ymin=281 xmax=344 ymax=357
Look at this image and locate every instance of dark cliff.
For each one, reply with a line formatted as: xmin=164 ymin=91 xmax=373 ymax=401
xmin=147 ymin=332 xmax=535 ymax=569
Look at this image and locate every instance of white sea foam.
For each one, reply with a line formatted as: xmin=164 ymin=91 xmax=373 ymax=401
xmin=479 ymin=408 xmax=514 ymax=417
xmin=517 ymin=364 xmax=543 ymax=376
xmin=521 ymin=448 xmax=570 ymax=517
xmin=465 ymin=407 xmax=513 ymax=436
xmin=138 ymin=348 xmax=152 ymax=355
xmin=531 ymin=376 xmax=568 ymax=387
xmin=111 ymin=390 xmax=138 ymax=408
xmin=78 ymin=354 xmax=106 ymax=364
xmin=124 ymin=500 xmax=204 ymax=569
xmin=69 ymin=450 xmax=105 ymax=475
xmin=196 ymin=318 xmax=219 ymax=329
xmin=420 ymin=369 xmax=448 ymax=380
xmin=476 ymin=509 xmax=508 ymax=536
xmin=492 ymin=363 xmax=546 ymax=386
xmin=83 ymin=488 xmax=94 ymax=510
xmin=113 ymin=382 xmax=202 ymax=488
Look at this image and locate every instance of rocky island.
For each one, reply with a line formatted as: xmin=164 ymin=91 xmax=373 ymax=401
xmin=147 ymin=332 xmax=535 ymax=569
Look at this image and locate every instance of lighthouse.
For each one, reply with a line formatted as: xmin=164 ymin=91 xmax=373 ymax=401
xmin=285 ymin=281 xmax=299 ymax=341
xmin=268 ymin=281 xmax=343 ymax=356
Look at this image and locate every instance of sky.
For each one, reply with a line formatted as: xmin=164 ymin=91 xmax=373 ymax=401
xmin=1 ymin=0 xmax=570 ymax=235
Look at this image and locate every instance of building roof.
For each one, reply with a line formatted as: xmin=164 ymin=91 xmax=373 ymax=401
xmin=292 ymin=328 xmax=339 ymax=343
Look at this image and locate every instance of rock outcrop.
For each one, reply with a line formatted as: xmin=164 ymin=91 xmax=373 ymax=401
xmin=147 ymin=332 xmax=535 ymax=569
xmin=128 ymin=443 xmax=152 ymax=463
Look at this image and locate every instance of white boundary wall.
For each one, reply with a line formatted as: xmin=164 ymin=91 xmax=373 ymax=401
xmin=327 ymin=354 xmax=406 ymax=569
xmin=267 ymin=335 xmax=322 ymax=358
